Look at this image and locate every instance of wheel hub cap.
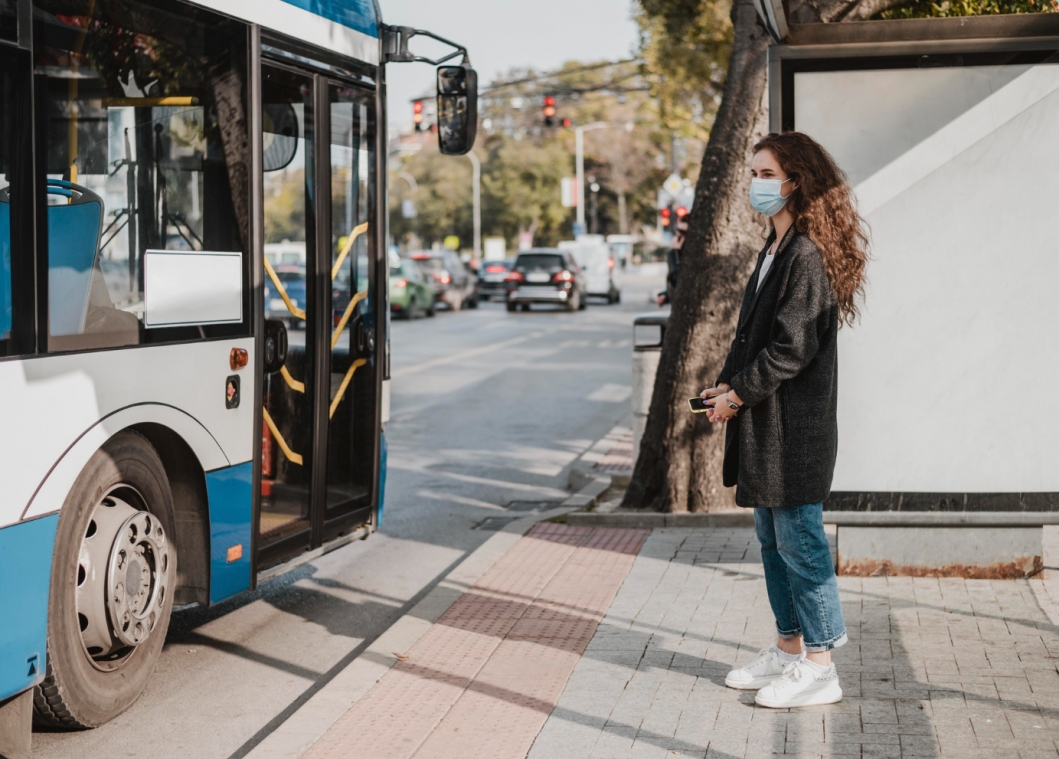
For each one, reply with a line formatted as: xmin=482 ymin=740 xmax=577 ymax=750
xmin=76 ymin=490 xmax=170 ymax=667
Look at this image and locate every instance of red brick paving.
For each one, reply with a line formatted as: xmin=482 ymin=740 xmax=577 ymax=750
xmin=301 ymin=523 xmax=648 ymax=759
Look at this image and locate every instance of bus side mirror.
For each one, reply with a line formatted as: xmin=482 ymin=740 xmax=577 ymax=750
xmin=263 ymin=319 xmax=288 ymax=374
xmin=437 ymin=64 xmax=477 ymax=156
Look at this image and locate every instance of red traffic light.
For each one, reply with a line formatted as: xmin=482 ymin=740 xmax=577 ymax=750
xmin=675 ymin=205 xmax=688 ymax=217
xmin=561 ymin=118 xmax=572 ymax=128
xmin=659 ymin=208 xmax=671 ymax=219
xmin=413 ymin=100 xmax=424 ymax=114
xmin=543 ymin=95 xmax=557 ymax=127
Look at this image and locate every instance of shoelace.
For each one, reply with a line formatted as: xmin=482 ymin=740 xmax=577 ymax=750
xmin=774 ymin=660 xmax=806 ymax=690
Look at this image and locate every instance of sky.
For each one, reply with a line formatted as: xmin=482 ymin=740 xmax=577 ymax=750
xmin=380 ymin=0 xmax=641 ymax=133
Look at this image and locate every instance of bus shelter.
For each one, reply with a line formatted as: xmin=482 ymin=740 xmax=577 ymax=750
xmin=760 ymin=12 xmax=1059 ymax=572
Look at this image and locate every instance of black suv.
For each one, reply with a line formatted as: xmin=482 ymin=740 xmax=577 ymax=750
xmin=504 ymin=249 xmax=586 ymax=312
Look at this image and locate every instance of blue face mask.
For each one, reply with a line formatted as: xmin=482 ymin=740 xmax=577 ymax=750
xmin=749 ymin=177 xmax=792 ymax=217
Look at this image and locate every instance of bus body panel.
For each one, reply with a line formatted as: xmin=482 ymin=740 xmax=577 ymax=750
xmin=0 ymin=515 xmax=58 ymax=702
xmin=0 ymin=341 xmax=254 ymax=530
xmin=206 ymin=462 xmax=254 ymax=604
xmin=188 ymin=0 xmax=379 ymax=63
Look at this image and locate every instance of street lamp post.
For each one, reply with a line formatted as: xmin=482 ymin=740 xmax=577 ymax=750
xmin=574 ymin=122 xmax=608 ymax=236
xmin=467 ymin=149 xmax=481 ymax=260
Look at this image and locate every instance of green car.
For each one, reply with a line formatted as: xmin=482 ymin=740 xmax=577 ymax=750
xmin=389 ymin=252 xmax=436 ymax=319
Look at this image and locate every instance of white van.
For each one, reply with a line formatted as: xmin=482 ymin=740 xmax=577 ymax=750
xmin=559 ymin=235 xmax=621 ymax=304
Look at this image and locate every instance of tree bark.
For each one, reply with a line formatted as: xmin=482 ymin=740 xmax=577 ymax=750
xmin=623 ymin=0 xmax=770 ymax=513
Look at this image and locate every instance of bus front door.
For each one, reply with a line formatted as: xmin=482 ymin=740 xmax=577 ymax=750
xmin=258 ymin=63 xmax=378 ymax=571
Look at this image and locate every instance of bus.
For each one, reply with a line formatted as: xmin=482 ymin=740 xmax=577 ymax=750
xmin=0 ymin=0 xmax=475 ymax=748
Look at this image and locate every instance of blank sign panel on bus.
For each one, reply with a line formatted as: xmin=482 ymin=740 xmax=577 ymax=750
xmin=143 ymin=250 xmax=243 ymax=328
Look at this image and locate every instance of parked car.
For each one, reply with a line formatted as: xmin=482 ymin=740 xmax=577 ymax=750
xmin=389 ymin=253 xmax=436 ymax=319
xmin=265 ymin=265 xmax=307 ymax=328
xmin=411 ymin=251 xmax=478 ymax=310
xmin=560 ymin=235 xmax=621 ymax=303
xmin=504 ymin=249 xmax=586 ymax=312
xmin=477 ymin=259 xmax=513 ymax=301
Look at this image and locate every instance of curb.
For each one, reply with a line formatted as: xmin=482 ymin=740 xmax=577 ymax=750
xmin=566 ymin=511 xmax=754 ymax=529
xmin=243 ymin=450 xmax=618 ymax=759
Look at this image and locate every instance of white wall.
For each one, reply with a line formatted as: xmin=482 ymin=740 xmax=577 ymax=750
xmin=795 ymin=64 xmax=1059 ymax=493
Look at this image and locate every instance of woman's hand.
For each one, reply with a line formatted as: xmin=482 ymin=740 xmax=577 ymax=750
xmin=704 ymin=386 xmax=742 ymax=423
xmin=700 ymin=383 xmax=730 ymax=402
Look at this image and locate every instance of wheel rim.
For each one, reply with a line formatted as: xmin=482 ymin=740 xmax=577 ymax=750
xmin=76 ymin=487 xmax=171 ymax=671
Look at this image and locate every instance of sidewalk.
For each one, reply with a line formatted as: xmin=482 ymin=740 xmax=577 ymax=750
xmin=264 ymin=524 xmax=1059 ymax=759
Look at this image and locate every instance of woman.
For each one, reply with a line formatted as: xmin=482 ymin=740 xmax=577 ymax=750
xmin=701 ymin=131 xmax=868 ymax=709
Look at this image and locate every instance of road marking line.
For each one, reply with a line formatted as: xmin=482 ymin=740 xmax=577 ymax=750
xmin=391 ymin=332 xmax=549 ymax=379
xmin=587 ymin=383 xmax=632 ymax=403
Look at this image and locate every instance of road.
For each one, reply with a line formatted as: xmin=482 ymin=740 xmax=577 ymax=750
xmin=33 ymin=264 xmax=665 ymax=759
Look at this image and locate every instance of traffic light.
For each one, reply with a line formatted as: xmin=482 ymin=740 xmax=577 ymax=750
xmin=561 ymin=117 xmax=572 ymax=129
xmin=413 ymin=100 xmax=423 ymax=131
xmin=675 ymin=205 xmax=688 ymax=219
xmin=543 ymin=95 xmax=556 ymax=127
xmin=659 ymin=206 xmax=673 ymax=230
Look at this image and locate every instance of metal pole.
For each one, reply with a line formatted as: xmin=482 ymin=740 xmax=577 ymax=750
xmin=467 ymin=150 xmax=481 ymax=259
xmin=574 ymin=123 xmax=608 ymax=237
xmin=575 ymin=127 xmax=585 ymax=232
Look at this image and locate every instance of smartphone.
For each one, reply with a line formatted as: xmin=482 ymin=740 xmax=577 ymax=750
xmin=688 ymin=397 xmax=710 ymax=413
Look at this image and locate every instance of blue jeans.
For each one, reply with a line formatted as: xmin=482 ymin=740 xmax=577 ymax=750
xmin=755 ymin=503 xmax=847 ymax=652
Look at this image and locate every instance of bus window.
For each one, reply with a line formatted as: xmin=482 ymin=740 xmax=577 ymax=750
xmin=0 ymin=0 xmax=13 ymax=43
xmin=34 ymin=0 xmax=250 ymax=352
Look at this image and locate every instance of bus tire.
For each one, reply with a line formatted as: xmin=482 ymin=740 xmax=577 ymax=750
xmin=33 ymin=430 xmax=177 ymax=729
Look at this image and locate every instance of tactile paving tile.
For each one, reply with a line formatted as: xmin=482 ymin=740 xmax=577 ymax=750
xmin=302 ymin=523 xmax=648 ymax=759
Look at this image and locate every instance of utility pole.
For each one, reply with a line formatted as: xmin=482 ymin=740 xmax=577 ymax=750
xmin=575 ymin=122 xmax=607 ymax=237
xmin=467 ymin=149 xmax=481 ymax=260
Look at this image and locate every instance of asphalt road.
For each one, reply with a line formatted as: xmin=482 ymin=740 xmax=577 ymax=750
xmin=33 ymin=264 xmax=666 ymax=759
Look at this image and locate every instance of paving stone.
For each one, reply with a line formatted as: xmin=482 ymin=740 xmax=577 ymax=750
xmin=294 ymin=525 xmax=1059 ymax=759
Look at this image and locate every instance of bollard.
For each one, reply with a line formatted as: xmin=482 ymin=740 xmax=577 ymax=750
xmin=631 ymin=313 xmax=669 ymax=464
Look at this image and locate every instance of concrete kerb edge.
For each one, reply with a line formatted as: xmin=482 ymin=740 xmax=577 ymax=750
xmin=243 ymin=474 xmax=611 ymax=759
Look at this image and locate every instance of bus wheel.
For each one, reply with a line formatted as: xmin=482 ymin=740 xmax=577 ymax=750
xmin=33 ymin=431 xmax=176 ymax=729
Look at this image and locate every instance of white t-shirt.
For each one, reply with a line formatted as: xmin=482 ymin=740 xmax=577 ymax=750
xmin=756 ymin=252 xmax=775 ymax=292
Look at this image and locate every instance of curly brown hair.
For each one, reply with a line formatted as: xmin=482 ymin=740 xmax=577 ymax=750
xmin=753 ymin=132 xmax=868 ymax=326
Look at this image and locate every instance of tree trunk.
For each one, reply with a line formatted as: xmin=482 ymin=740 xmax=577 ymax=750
xmin=623 ymin=0 xmax=770 ymax=513
xmin=618 ymin=189 xmax=628 ymax=235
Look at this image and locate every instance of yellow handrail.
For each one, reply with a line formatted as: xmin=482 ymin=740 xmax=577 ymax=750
xmin=331 ymin=290 xmax=368 ymax=350
xmin=331 ymin=222 xmax=369 ymax=281
xmin=262 ymin=408 xmax=303 ymax=466
xmin=100 ymin=96 xmax=198 ymax=107
xmin=329 ymin=358 xmax=367 ymax=419
xmin=280 ymin=365 xmax=304 ymax=394
xmin=263 ymin=257 xmax=307 ymax=320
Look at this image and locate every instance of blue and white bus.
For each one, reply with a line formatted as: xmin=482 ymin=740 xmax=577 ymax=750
xmin=0 ymin=0 xmax=475 ymax=747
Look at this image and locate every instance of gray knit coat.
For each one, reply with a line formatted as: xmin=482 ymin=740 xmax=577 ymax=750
xmin=716 ymin=230 xmax=839 ymax=509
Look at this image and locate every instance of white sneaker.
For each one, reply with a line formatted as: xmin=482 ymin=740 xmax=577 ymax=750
xmin=754 ymin=659 xmax=842 ymax=708
xmin=724 ymin=647 xmax=800 ymax=690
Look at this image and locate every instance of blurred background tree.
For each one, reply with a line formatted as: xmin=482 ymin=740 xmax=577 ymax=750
xmin=389 ymin=58 xmax=705 ymax=253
